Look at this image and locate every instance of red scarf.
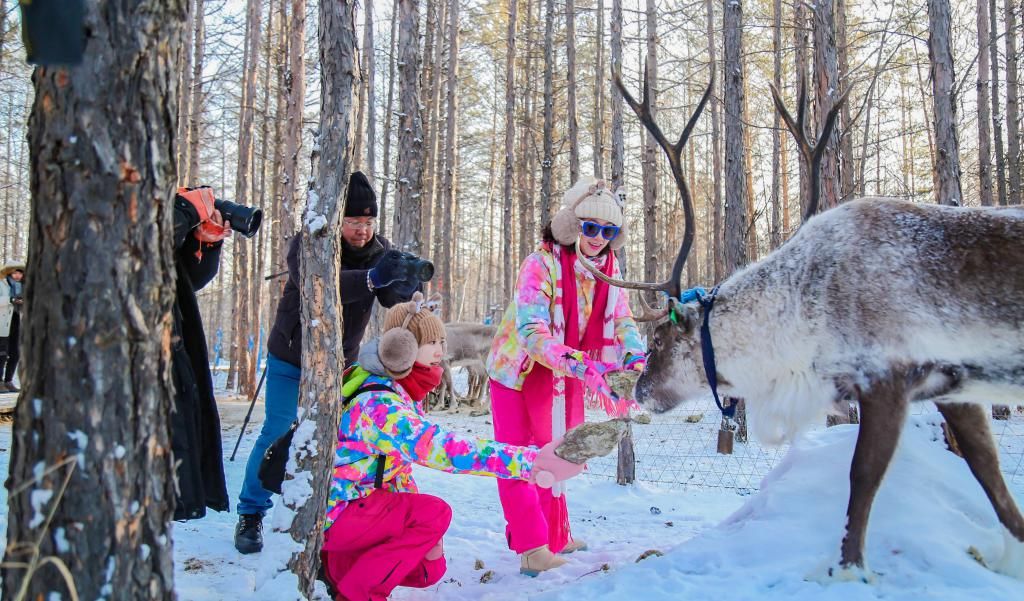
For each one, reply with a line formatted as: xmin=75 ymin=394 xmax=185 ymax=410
xmin=397 ymin=363 xmax=444 ymax=401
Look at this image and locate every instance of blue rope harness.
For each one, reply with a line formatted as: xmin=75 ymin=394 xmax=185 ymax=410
xmin=673 ymin=285 xmax=736 ymax=419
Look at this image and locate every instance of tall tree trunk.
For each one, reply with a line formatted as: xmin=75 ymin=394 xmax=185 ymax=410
xmin=610 ymin=0 xmax=624 ymax=191
xmin=793 ymin=0 xmax=810 ymax=216
xmin=928 ymin=0 xmax=963 ymax=206
xmin=977 ymin=0 xmax=994 ymax=207
xmin=770 ymin=0 xmax=782 ymax=249
xmin=441 ymin=0 xmax=460 ymax=319
xmin=1004 ymin=0 xmax=1021 ymax=205
xmin=812 ymin=0 xmax=841 ymax=212
xmin=421 ymin=0 xmax=442 ymax=261
xmin=177 ymin=0 xmax=195 ymax=184
xmin=593 ymin=0 xmax=605 ymax=179
xmin=1 ymin=0 xmax=184 ymax=598
xmin=286 ymin=1 xmax=355 ymax=595
xmin=187 ymin=0 xmax=206 ymax=186
xmin=642 ymin=0 xmax=658 ymax=299
xmin=393 ymin=0 xmax=425 ymax=254
xmin=281 ymin=0 xmax=306 ymax=267
xmin=352 ymin=6 xmax=368 ymax=172
xmin=837 ymin=0 xmax=854 ymax=201
xmin=723 ymin=0 xmax=748 ymax=274
xmin=540 ymin=0 xmax=555 ymax=220
xmin=504 ymin=0 xmax=517 ymax=301
xmin=270 ymin=0 xmax=289 ymax=276
xmin=518 ymin=0 xmax=537 ymax=263
xmin=990 ymin=0 xmax=1007 ymax=206
xmin=742 ymin=69 xmax=757 ymax=262
xmin=708 ymin=0 xmax=723 ymax=280
xmin=567 ymin=0 xmax=579 ymax=182
xmin=365 ymin=0 xmax=377 ymax=179
xmin=380 ymin=0 xmax=400 ymax=234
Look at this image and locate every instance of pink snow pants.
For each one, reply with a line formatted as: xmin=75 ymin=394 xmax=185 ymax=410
xmin=320 ymin=489 xmax=451 ymax=601
xmin=490 ymin=378 xmax=583 ymax=554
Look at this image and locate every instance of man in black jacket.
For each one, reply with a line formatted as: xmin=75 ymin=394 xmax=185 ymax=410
xmin=234 ymin=171 xmax=423 ymax=553
xmin=172 ymin=186 xmax=232 ymax=521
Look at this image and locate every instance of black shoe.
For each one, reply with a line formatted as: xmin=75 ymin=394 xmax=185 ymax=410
xmin=234 ymin=514 xmax=263 ymax=554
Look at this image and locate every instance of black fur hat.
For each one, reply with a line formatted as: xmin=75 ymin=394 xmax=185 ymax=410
xmin=345 ymin=171 xmax=378 ymax=217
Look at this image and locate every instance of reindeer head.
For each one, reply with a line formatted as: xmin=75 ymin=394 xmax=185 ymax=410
xmin=635 ymin=302 xmax=708 ymax=412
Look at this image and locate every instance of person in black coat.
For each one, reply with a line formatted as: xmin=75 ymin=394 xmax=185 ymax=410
xmin=234 ymin=171 xmax=425 ymax=553
xmin=172 ymin=186 xmax=232 ymax=521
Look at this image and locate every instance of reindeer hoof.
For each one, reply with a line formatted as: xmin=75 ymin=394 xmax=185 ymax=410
xmin=806 ymin=561 xmax=876 ymax=585
xmin=993 ymin=528 xmax=1024 ymax=580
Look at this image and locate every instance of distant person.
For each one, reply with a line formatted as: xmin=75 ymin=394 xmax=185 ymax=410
xmin=234 ymin=171 xmax=429 ymax=553
xmin=0 ymin=261 xmax=24 ymax=392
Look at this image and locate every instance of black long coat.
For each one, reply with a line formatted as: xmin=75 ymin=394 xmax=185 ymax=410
xmin=171 ymin=196 xmax=229 ymax=520
xmin=266 ymin=231 xmax=411 ymax=369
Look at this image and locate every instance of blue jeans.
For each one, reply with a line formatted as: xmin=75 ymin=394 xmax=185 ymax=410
xmin=237 ymin=353 xmax=301 ymax=516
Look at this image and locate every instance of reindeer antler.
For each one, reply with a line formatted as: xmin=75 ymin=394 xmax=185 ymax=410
xmin=769 ymin=79 xmax=849 ymax=222
xmin=634 ymin=291 xmax=669 ymax=322
xmin=579 ymin=66 xmax=713 ymax=301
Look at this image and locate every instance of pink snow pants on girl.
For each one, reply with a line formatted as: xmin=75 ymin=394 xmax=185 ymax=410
xmin=491 ymin=378 xmax=584 ymax=554
xmin=320 ymin=489 xmax=451 ymax=601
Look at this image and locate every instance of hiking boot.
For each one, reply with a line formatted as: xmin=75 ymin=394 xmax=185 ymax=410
xmin=234 ymin=514 xmax=263 ymax=554
xmin=520 ymin=545 xmax=567 ymax=576
xmin=3 ymin=382 xmax=18 ymax=393
xmin=559 ymin=539 xmax=588 ymax=554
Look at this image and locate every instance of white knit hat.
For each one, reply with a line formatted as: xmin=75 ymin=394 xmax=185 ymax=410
xmin=563 ymin=176 xmax=624 ymax=226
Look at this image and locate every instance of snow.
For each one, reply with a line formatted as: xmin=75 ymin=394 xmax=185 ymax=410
xmin=1 ymin=402 xmax=1023 ymax=599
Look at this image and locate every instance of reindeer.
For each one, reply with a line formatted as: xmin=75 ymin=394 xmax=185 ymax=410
xmin=426 ymin=322 xmax=496 ymax=412
xmin=582 ymin=70 xmax=1024 ymax=580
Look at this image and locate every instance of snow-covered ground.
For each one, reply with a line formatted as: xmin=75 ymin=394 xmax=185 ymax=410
xmin=2 ymin=390 xmax=1024 ymax=600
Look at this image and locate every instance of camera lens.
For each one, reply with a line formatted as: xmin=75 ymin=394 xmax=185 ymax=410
xmin=412 ymin=258 xmax=434 ymax=282
xmin=214 ymin=198 xmax=263 ymax=238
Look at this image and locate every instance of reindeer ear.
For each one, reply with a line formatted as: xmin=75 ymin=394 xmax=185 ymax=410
xmin=669 ymin=301 xmax=700 ymax=333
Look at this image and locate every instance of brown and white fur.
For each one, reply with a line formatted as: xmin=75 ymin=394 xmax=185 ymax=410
xmin=602 ymin=71 xmax=1024 ymax=581
xmin=429 ymin=322 xmax=496 ymax=411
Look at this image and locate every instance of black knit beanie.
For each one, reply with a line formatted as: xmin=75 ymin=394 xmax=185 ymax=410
xmin=345 ymin=171 xmax=378 ymax=217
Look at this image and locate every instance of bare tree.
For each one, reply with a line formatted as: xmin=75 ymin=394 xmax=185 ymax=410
xmin=812 ymin=0 xmax=841 ymax=211
xmin=1005 ymin=0 xmax=1021 ymax=205
xmin=928 ymin=0 xmax=962 ymax=206
xmin=723 ymin=0 xmax=748 ymax=273
xmin=593 ymin=0 xmax=605 ymax=179
xmin=567 ymin=0 xmax=579 ymax=182
xmin=611 ymin=0 xmax=624 ymax=190
xmin=770 ymin=0 xmax=783 ymax=249
xmin=365 ymin=0 xmax=377 ymax=179
xmin=187 ymin=0 xmax=206 ymax=187
xmin=707 ymin=0 xmax=723 ymax=279
xmin=285 ymin=0 xmax=356 ymax=595
xmin=540 ymin=0 xmax=555 ymax=220
xmin=280 ymin=0 xmax=306 ymax=267
xmin=989 ymin=0 xmax=1007 ymax=206
xmin=440 ymin=0 xmax=460 ymax=318
xmin=392 ymin=0 xmax=425 ymax=254
xmin=793 ymin=0 xmax=810 ymax=216
xmin=1 ymin=0 xmax=185 ymax=598
xmin=978 ymin=0 xmax=994 ymax=207
xmin=504 ymin=0 xmax=517 ymax=300
xmin=642 ymin=0 xmax=658 ymax=298
xmin=837 ymin=0 xmax=854 ymax=200
xmin=380 ymin=0 xmax=400 ymax=234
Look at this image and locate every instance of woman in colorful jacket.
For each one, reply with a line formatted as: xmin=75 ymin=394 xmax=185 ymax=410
xmin=322 ymin=293 xmax=584 ymax=600
xmin=486 ymin=176 xmax=646 ymax=575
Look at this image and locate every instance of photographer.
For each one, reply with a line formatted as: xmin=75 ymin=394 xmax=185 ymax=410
xmin=234 ymin=171 xmax=428 ymax=554
xmin=0 ymin=261 xmax=25 ymax=392
xmin=172 ymin=186 xmax=232 ymax=521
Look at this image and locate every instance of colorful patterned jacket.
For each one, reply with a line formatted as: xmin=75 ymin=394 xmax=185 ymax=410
xmin=486 ymin=245 xmax=645 ymax=390
xmin=325 ymin=369 xmax=539 ymax=530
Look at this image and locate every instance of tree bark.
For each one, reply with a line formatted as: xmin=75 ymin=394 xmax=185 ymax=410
xmin=837 ymin=0 xmax=854 ymax=201
xmin=187 ymin=0 xmax=206 ymax=187
xmin=392 ymin=0 xmax=424 ymax=254
xmin=177 ymin=0 xmax=195 ymax=184
xmin=504 ymin=0 xmax=517 ymax=301
xmin=540 ymin=0 xmax=555 ymax=221
xmin=770 ymin=0 xmax=782 ymax=249
xmin=1004 ymin=0 xmax=1021 ymax=205
xmin=977 ymin=0 xmax=994 ymax=207
xmin=610 ymin=0 xmax=624 ymax=191
xmin=593 ymin=0 xmax=605 ymax=179
xmin=707 ymin=0 xmax=723 ymax=280
xmin=281 ymin=0 xmax=306 ymax=270
xmin=990 ymin=0 xmax=1007 ymax=206
xmin=567 ymin=0 xmax=579 ymax=183
xmin=365 ymin=0 xmax=377 ymax=179
xmin=440 ymin=0 xmax=460 ymax=320
xmin=928 ymin=0 xmax=962 ymax=206
xmin=793 ymin=0 xmax=810 ymax=216
xmin=285 ymin=1 xmax=355 ymax=596
xmin=518 ymin=0 xmax=537 ymax=264
xmin=380 ymin=0 xmax=400 ymax=235
xmin=812 ymin=0 xmax=841 ymax=212
xmin=1 ymin=0 xmax=185 ymax=598
xmin=723 ymin=0 xmax=748 ymax=274
xmin=642 ymin=0 xmax=658 ymax=300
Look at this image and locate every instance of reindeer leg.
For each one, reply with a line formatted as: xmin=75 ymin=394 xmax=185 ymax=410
xmin=837 ymin=383 xmax=909 ymax=578
xmin=936 ymin=402 xmax=1024 ymax=578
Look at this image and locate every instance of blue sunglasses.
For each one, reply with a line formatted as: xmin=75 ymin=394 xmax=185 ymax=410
xmin=580 ymin=220 xmax=621 ymax=241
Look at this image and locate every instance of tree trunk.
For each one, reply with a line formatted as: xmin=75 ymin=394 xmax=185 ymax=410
xmin=441 ymin=0 xmax=460 ymax=319
xmin=540 ymin=0 xmax=555 ymax=221
xmin=504 ymin=0 xmax=517 ymax=301
xmin=270 ymin=0 xmax=288 ymax=277
xmin=928 ymin=0 xmax=962 ymax=207
xmin=365 ymin=0 xmax=377 ymax=179
xmin=707 ymin=0 xmax=723 ymax=280
xmin=642 ymin=0 xmax=658 ymax=299
xmin=793 ymin=0 xmax=810 ymax=216
xmin=977 ymin=0 xmax=994 ymax=207
xmin=177 ymin=0 xmax=195 ymax=184
xmin=187 ymin=0 xmax=206 ymax=187
xmin=281 ymin=0 xmax=306 ymax=268
xmin=1 ymin=0 xmax=184 ymax=598
xmin=770 ymin=0 xmax=782 ymax=249
xmin=611 ymin=0 xmax=624 ymax=191
xmin=422 ymin=0 xmax=443 ymax=263
xmin=593 ymin=0 xmax=605 ymax=179
xmin=380 ymin=0 xmax=400 ymax=235
xmin=837 ymin=0 xmax=854 ymax=201
xmin=352 ymin=6 xmax=367 ymax=173
xmin=567 ymin=0 xmax=579 ymax=183
xmin=812 ymin=0 xmax=841 ymax=212
xmin=518 ymin=0 xmax=537 ymax=264
xmin=285 ymin=1 xmax=356 ymax=595
xmin=392 ymin=0 xmax=425 ymax=254
xmin=723 ymin=0 xmax=748 ymax=274
xmin=1006 ymin=0 xmax=1022 ymax=205
xmin=990 ymin=0 xmax=1007 ymax=206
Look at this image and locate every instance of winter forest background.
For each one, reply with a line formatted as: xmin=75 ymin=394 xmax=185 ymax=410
xmin=3 ymin=0 xmax=1018 ymax=399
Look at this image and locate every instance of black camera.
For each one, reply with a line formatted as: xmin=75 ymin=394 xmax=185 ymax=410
xmin=215 ymin=199 xmax=263 ymax=239
xmin=401 ymin=252 xmax=435 ymax=282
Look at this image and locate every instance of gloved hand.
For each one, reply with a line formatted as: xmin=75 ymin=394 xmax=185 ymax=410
xmin=368 ymin=250 xmax=407 ymax=288
xmin=178 ymin=186 xmax=231 ymax=243
xmin=564 ymin=353 xmax=618 ymax=402
xmin=531 ymin=439 xmax=586 ymax=488
xmin=623 ymin=353 xmax=646 ymax=373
